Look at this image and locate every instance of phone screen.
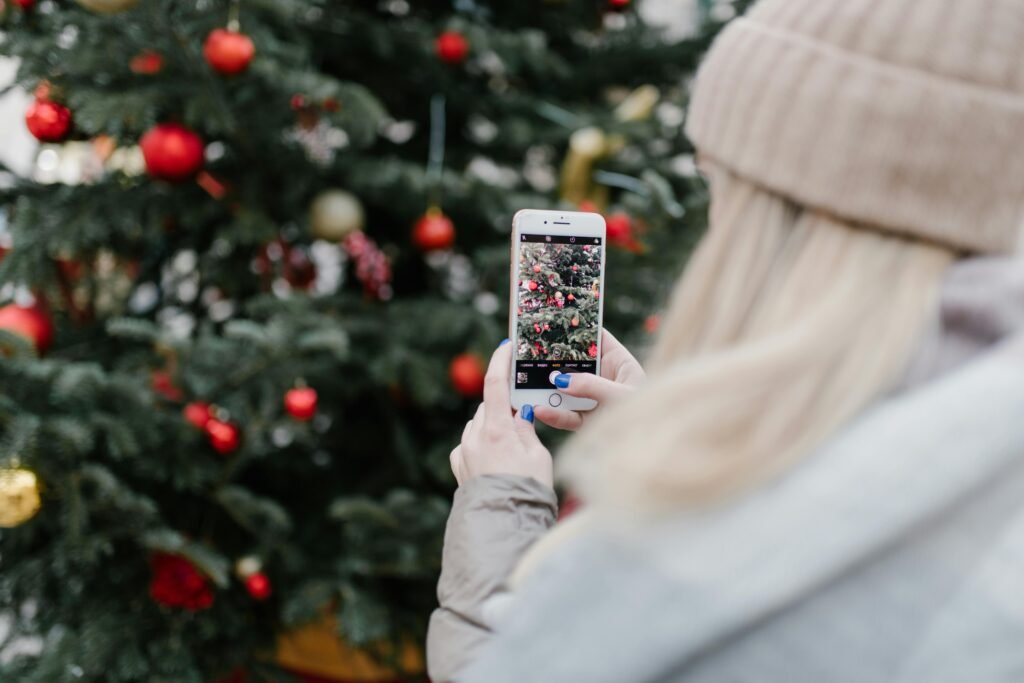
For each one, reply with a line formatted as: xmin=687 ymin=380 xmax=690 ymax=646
xmin=514 ymin=232 xmax=603 ymax=389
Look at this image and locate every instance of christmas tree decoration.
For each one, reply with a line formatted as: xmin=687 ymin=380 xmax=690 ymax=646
xmin=140 ymin=123 xmax=204 ymax=181
xmin=284 ymin=386 xmax=318 ymax=421
xmin=435 ymin=31 xmax=469 ymax=65
xmin=412 ymin=210 xmax=455 ymax=251
xmin=203 ymin=28 xmax=256 ymax=76
xmin=75 ymin=0 xmax=138 ymax=12
xmin=343 ymin=231 xmax=392 ymax=300
xmin=130 ymin=50 xmax=164 ymax=75
xmin=11 ymin=0 xmax=34 ymax=9
xmin=183 ymin=402 xmax=212 ymax=429
xmin=206 ymin=418 xmax=240 ymax=454
xmin=150 ymin=371 xmax=184 ymax=402
xmin=605 ymin=212 xmax=633 ymax=246
xmin=244 ymin=572 xmax=272 ymax=600
xmin=644 ymin=314 xmax=660 ymax=334
xmin=309 ymin=189 xmax=365 ymax=241
xmin=24 ymin=99 xmax=72 ymax=143
xmin=527 ymin=280 xmax=538 ymax=291
xmin=234 ymin=555 xmax=262 ymax=579
xmin=149 ymin=553 xmax=214 ymax=611
xmin=588 ymin=342 xmax=598 ymax=358
xmin=449 ymin=353 xmax=485 ymax=398
xmin=0 ymin=303 xmax=54 ymax=353
xmin=608 ymin=0 xmax=631 ymax=11
xmin=0 ymin=467 xmax=42 ymax=528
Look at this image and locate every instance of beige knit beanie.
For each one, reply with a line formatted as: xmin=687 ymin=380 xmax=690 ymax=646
xmin=685 ymin=0 xmax=1024 ymax=254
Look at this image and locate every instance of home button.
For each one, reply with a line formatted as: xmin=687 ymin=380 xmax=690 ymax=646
xmin=548 ymin=393 xmax=562 ymax=407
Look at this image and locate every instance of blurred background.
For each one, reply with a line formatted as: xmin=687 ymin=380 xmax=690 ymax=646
xmin=0 ymin=1 xmax=748 ymax=681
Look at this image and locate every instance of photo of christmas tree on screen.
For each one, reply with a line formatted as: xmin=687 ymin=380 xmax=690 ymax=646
xmin=517 ymin=241 xmax=602 ymax=362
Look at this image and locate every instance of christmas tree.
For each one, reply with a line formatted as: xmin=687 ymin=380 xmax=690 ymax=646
xmin=0 ymin=0 xmax=749 ymax=680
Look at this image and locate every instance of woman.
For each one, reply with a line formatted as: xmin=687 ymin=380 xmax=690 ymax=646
xmin=429 ymin=0 xmax=1024 ymax=680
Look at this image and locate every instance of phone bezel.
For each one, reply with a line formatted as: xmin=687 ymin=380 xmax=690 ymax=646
xmin=509 ymin=209 xmax=607 ymax=412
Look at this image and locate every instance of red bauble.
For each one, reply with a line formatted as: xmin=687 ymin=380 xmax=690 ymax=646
xmin=533 ymin=323 xmax=541 ymax=333
xmin=567 ymin=293 xmax=575 ymax=301
xmin=435 ymin=31 xmax=469 ymax=64
xmin=572 ymin=264 xmax=578 ymax=272
xmin=183 ymin=402 xmax=212 ymax=429
xmin=12 ymin=0 xmax=34 ymax=9
xmin=149 ymin=552 xmax=214 ymax=611
xmin=151 ymin=370 xmax=184 ymax=401
xmin=527 ymin=281 xmax=538 ymax=291
xmin=532 ymin=264 xmax=541 ymax=273
xmin=608 ymin=0 xmax=631 ymax=7
xmin=203 ymin=28 xmax=256 ymax=76
xmin=140 ymin=123 xmax=204 ymax=181
xmin=244 ymin=572 xmax=272 ymax=601
xmin=449 ymin=353 xmax=485 ymax=398
xmin=206 ymin=418 xmax=240 ymax=454
xmin=413 ymin=212 xmax=455 ymax=251
xmin=606 ymin=213 xmax=633 ymax=246
xmin=571 ymin=317 xmax=579 ymax=328
xmin=0 ymin=304 xmax=53 ymax=352
xmin=284 ymin=387 xmax=317 ymax=421
xmin=588 ymin=343 xmax=598 ymax=358
xmin=130 ymin=50 xmax=165 ymax=75
xmin=25 ymin=100 xmax=72 ymax=143
xmin=644 ymin=314 xmax=661 ymax=334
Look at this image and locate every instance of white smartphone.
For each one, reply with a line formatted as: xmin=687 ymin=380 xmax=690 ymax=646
xmin=509 ymin=209 xmax=607 ymax=412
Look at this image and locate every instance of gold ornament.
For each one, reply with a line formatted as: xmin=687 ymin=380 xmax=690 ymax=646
xmin=75 ymin=0 xmax=139 ymax=13
xmin=0 ymin=468 xmax=41 ymax=528
xmin=310 ymin=190 xmax=365 ymax=241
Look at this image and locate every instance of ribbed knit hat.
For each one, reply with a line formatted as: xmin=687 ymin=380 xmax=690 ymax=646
xmin=685 ymin=0 xmax=1024 ymax=254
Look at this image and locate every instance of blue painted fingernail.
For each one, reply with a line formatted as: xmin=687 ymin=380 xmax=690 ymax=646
xmin=554 ymin=373 xmax=571 ymax=389
xmin=521 ymin=404 xmax=535 ymax=423
xmin=499 ymin=338 xmax=510 ymax=346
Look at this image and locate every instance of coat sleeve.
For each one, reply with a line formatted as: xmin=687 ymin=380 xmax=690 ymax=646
xmin=426 ymin=474 xmax=558 ymax=683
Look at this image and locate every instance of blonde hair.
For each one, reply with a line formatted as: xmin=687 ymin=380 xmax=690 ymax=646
xmin=558 ymin=163 xmax=955 ymax=513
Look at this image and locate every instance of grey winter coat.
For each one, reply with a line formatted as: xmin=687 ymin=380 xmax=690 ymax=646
xmin=427 ymin=257 xmax=1024 ymax=683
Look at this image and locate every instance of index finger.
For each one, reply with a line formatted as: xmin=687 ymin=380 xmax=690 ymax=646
xmin=483 ymin=340 xmax=513 ymax=427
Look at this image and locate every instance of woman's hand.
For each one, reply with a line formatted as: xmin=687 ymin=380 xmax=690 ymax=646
xmin=449 ymin=341 xmax=553 ymax=489
xmin=533 ymin=329 xmax=645 ymax=431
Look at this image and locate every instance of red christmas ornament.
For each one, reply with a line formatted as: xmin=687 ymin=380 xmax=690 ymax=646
xmin=244 ymin=572 xmax=272 ymax=601
xmin=284 ymin=386 xmax=317 ymax=421
xmin=203 ymin=28 xmax=256 ymax=76
xmin=206 ymin=418 xmax=240 ymax=454
xmin=130 ymin=50 xmax=164 ymax=75
xmin=183 ymin=402 xmax=212 ymax=429
xmin=343 ymin=231 xmax=392 ymax=299
xmin=571 ymin=317 xmax=579 ymax=327
xmin=413 ymin=211 xmax=456 ymax=251
xmin=527 ymin=281 xmax=538 ymax=291
xmin=532 ymin=264 xmax=541 ymax=273
xmin=140 ymin=123 xmax=204 ymax=181
xmin=644 ymin=314 xmax=661 ymax=334
xmin=606 ymin=213 xmax=633 ymax=246
xmin=149 ymin=552 xmax=214 ymax=611
xmin=151 ymin=370 xmax=183 ymax=402
xmin=572 ymin=264 xmax=578 ymax=272
xmin=533 ymin=323 xmax=541 ymax=334
xmin=0 ymin=303 xmax=53 ymax=353
xmin=567 ymin=293 xmax=575 ymax=301
xmin=322 ymin=97 xmax=341 ymax=112
xmin=608 ymin=0 xmax=631 ymax=8
xmin=577 ymin=199 xmax=598 ymax=213
xmin=588 ymin=343 xmax=598 ymax=358
xmin=25 ymin=100 xmax=72 ymax=143
xmin=435 ymin=31 xmax=469 ymax=64
xmin=12 ymin=0 xmax=34 ymax=9
xmin=449 ymin=353 xmax=485 ymax=398
xmin=543 ymin=323 xmax=550 ymax=331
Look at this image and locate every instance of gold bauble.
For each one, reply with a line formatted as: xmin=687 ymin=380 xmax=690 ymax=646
xmin=0 ymin=468 xmax=41 ymax=528
xmin=309 ymin=190 xmax=365 ymax=241
xmin=75 ymin=0 xmax=139 ymax=13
